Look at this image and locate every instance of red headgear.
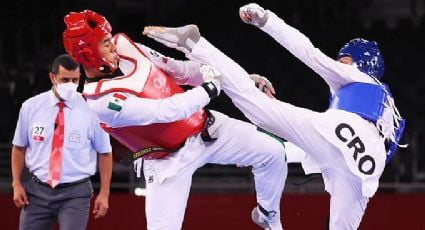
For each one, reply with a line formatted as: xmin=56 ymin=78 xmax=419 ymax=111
xmin=63 ymin=10 xmax=117 ymax=72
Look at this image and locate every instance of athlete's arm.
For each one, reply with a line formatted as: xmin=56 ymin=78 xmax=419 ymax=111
xmin=240 ymin=4 xmax=373 ymax=91
xmin=86 ymin=84 xmax=216 ymax=128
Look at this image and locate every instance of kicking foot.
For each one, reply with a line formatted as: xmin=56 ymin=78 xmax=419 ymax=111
xmin=143 ymin=25 xmax=200 ymax=54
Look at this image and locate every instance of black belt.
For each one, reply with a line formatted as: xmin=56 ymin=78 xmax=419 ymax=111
xmin=32 ymin=176 xmax=89 ymax=189
xmin=121 ymin=109 xmax=217 ymax=165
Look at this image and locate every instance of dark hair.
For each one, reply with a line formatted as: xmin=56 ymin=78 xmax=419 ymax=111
xmin=50 ymin=54 xmax=80 ymax=74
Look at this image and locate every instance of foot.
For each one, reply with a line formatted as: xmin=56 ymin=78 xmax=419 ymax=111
xmin=143 ymin=25 xmax=200 ymax=54
xmin=252 ymin=207 xmax=272 ymax=229
xmin=251 ymin=206 xmax=283 ymax=230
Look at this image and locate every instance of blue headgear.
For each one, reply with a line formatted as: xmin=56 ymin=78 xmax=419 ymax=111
xmin=337 ymin=38 xmax=385 ymax=79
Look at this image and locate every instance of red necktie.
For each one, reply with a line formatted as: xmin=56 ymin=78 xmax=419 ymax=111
xmin=48 ymin=101 xmax=65 ymax=188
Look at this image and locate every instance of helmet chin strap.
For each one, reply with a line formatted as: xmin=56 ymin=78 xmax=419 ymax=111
xmin=77 ymin=74 xmax=86 ymax=93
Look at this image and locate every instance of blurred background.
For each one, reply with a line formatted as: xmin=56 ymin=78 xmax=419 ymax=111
xmin=0 ymin=0 xmax=424 ymax=229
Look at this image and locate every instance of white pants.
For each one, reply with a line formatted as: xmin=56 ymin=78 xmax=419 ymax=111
xmin=143 ymin=110 xmax=287 ymax=230
xmin=188 ymin=38 xmax=372 ymax=229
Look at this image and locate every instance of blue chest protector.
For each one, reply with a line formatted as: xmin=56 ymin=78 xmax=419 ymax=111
xmin=329 ymin=82 xmax=405 ymax=163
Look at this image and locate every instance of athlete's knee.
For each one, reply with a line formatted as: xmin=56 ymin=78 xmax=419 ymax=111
xmin=260 ymin=140 xmax=287 ymax=169
xmin=269 ymin=140 xmax=286 ymax=162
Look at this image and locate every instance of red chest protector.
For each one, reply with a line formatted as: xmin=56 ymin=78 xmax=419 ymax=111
xmin=83 ymin=33 xmax=206 ymax=160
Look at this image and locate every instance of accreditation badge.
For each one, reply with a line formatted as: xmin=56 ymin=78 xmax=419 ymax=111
xmin=31 ymin=124 xmax=45 ymax=142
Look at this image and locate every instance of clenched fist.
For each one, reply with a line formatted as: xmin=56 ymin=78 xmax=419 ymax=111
xmin=239 ymin=3 xmax=269 ymax=27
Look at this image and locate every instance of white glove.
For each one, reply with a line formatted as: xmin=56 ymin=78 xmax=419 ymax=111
xmin=143 ymin=25 xmax=201 ymax=54
xmin=250 ymin=73 xmax=275 ymax=98
xmin=200 ymin=64 xmax=223 ymax=83
xmin=239 ymin=3 xmax=269 ymax=27
xmin=200 ymin=64 xmax=222 ymax=99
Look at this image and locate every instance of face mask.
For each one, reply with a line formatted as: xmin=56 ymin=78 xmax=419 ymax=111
xmin=55 ymin=81 xmax=79 ymax=101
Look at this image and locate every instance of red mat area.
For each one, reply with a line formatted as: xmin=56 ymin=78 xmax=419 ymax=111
xmin=1 ymin=193 xmax=423 ymax=229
